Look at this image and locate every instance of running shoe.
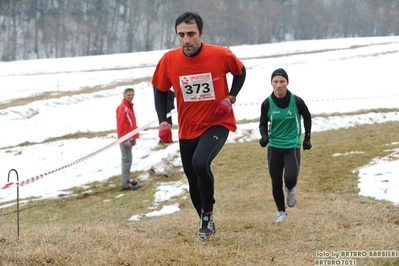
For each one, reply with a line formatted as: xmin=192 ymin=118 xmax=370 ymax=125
xmin=197 ymin=212 xmax=216 ymax=241
xmin=275 ymin=211 xmax=288 ymax=223
xmin=286 ymin=187 xmax=296 ymax=207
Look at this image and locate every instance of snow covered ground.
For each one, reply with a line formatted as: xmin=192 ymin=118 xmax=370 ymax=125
xmin=0 ymin=36 xmax=398 ymax=219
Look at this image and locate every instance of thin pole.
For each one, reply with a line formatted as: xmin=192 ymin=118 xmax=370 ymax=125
xmin=7 ymin=169 xmax=19 ymax=237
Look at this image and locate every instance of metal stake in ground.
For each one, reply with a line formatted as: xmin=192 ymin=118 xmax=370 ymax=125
xmin=7 ymin=169 xmax=20 ymax=237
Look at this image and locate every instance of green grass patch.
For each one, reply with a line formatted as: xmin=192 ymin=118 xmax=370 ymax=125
xmin=1 ymin=121 xmax=399 ymax=265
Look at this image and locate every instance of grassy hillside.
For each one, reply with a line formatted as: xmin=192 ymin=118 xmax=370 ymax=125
xmin=1 ymin=119 xmax=399 ymax=265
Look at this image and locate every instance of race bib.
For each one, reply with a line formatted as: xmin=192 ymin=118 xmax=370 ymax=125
xmin=179 ymin=73 xmax=215 ymax=102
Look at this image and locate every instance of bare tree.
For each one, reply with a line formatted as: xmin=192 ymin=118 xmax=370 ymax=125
xmin=0 ymin=0 xmax=398 ymax=61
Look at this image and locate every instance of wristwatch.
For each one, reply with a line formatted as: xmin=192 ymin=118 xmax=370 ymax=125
xmin=227 ymin=95 xmax=236 ymax=104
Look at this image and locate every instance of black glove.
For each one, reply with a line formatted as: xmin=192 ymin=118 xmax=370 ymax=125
xmin=259 ymin=137 xmax=268 ymax=148
xmin=303 ymin=134 xmax=312 ymax=150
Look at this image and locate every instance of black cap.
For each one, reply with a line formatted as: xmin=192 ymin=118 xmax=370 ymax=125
xmin=271 ymin=68 xmax=289 ymax=83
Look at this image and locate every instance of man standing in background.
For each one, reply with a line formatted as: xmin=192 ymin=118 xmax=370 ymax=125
xmin=116 ymin=88 xmax=139 ymax=190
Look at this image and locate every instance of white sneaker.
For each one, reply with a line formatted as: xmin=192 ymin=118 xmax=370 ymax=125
xmin=275 ymin=211 xmax=287 ymax=223
xmin=286 ymin=187 xmax=296 ymax=207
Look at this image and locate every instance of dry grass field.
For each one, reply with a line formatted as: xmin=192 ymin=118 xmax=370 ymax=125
xmin=1 ymin=118 xmax=399 ymax=265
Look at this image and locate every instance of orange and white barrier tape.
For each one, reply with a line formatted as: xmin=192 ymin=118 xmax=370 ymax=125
xmin=2 ymin=109 xmax=177 ymax=191
xmin=233 ymin=94 xmax=399 ymax=107
xmin=1 ymin=119 xmax=157 ymax=190
xmin=308 ymin=94 xmax=399 ymax=102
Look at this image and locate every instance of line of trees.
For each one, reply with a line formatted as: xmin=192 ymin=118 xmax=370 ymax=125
xmin=0 ymin=0 xmax=398 ymax=62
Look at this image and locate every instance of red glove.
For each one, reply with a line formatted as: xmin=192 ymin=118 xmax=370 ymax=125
xmin=159 ymin=123 xmax=173 ymax=143
xmin=214 ymin=98 xmax=232 ymax=116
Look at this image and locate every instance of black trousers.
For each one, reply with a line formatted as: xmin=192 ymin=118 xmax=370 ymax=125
xmin=267 ymin=146 xmax=300 ymax=212
xmin=179 ymin=125 xmax=229 ymax=217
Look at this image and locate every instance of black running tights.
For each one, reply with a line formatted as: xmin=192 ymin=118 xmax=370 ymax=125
xmin=267 ymin=147 xmax=300 ymax=212
xmin=179 ymin=125 xmax=229 ymax=217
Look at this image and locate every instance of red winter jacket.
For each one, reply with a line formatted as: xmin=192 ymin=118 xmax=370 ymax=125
xmin=116 ymin=99 xmax=139 ymax=140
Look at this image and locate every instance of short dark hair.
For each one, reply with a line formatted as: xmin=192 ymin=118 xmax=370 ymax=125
xmin=175 ymin=12 xmax=203 ymax=33
xmin=124 ymin=88 xmax=134 ymax=95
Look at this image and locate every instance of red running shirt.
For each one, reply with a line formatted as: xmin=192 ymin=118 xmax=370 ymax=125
xmin=152 ymin=43 xmax=243 ymax=139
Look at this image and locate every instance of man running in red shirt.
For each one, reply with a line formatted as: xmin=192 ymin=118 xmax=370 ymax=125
xmin=152 ymin=11 xmax=246 ymax=241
